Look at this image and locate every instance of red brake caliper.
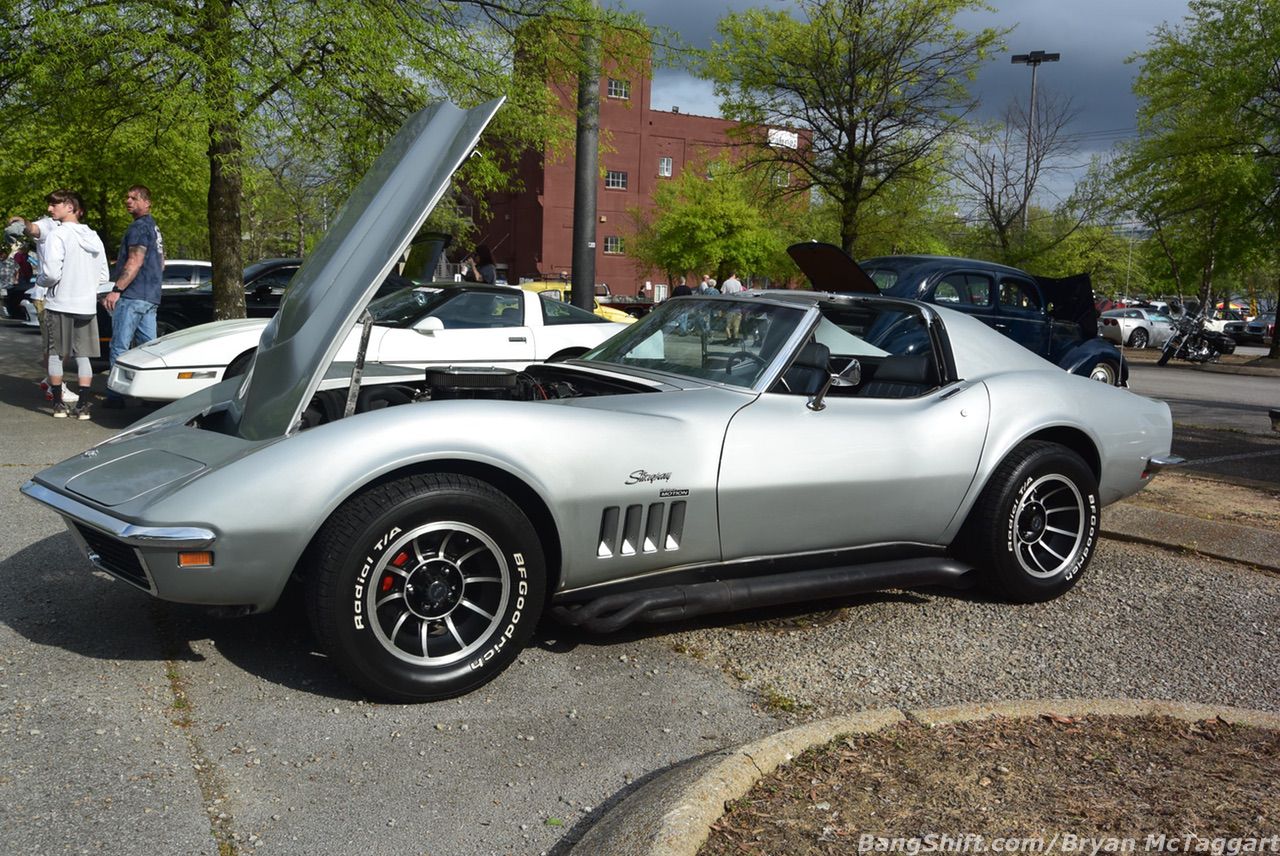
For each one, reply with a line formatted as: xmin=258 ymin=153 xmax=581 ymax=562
xmin=384 ymin=551 xmax=410 ymax=591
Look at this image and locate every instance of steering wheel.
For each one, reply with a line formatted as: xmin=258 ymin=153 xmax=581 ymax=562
xmin=724 ymin=350 xmax=766 ymax=376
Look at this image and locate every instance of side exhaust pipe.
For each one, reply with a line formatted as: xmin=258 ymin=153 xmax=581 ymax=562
xmin=551 ymin=558 xmax=974 ymax=633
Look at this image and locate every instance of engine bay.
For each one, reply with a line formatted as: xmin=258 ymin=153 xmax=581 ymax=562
xmin=296 ymin=362 xmax=655 ymax=429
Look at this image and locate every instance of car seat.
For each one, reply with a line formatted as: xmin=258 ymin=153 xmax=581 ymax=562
xmin=857 ymin=354 xmax=933 ymax=398
xmin=780 ymin=341 xmax=831 ymax=395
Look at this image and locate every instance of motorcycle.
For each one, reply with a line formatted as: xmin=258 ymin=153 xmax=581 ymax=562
xmin=1157 ymin=312 xmax=1237 ymax=365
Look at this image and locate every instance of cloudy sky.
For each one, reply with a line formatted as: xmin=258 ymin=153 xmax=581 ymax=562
xmin=618 ymin=0 xmax=1193 ymax=201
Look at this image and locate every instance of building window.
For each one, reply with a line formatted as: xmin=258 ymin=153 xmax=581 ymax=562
xmin=658 ymin=156 xmax=673 ymax=177
xmin=607 ymin=78 xmax=630 ymax=99
xmin=604 ymin=236 xmax=624 ymax=254
xmin=605 ymin=170 xmax=628 ymax=190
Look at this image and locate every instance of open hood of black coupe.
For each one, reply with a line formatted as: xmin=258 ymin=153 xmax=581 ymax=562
xmin=786 ymin=242 xmax=880 ymax=294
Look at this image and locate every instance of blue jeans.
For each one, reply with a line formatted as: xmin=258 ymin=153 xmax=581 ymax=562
xmin=107 ymin=297 xmax=158 ymax=399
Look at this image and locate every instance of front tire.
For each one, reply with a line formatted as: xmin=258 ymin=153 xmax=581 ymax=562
xmin=956 ymin=441 xmax=1098 ymax=603
xmin=307 ymin=474 xmax=546 ymax=702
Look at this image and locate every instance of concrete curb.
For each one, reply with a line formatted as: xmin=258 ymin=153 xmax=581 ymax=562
xmin=570 ymin=699 xmax=1280 ymax=856
xmin=1100 ymin=504 xmax=1280 ymax=573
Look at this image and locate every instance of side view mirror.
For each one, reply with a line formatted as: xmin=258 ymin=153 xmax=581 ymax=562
xmin=808 ymin=359 xmax=861 ymax=412
xmin=416 ymin=316 xmax=444 ymax=334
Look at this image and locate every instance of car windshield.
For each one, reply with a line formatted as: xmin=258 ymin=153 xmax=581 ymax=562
xmin=367 ymin=286 xmax=447 ymax=326
xmin=580 ymin=297 xmax=808 ymax=388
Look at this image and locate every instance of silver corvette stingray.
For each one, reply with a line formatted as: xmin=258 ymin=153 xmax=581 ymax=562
xmin=23 ymin=100 xmax=1178 ymax=702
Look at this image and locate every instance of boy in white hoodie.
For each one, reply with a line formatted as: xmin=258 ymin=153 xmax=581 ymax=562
xmin=38 ymin=189 xmax=109 ymax=419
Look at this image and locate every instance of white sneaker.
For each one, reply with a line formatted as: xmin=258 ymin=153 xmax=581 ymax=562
xmin=39 ymin=380 xmax=78 ymax=403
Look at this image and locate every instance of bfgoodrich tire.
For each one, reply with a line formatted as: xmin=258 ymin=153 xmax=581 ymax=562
xmin=306 ymin=474 xmax=546 ymax=702
xmin=956 ymin=441 xmax=1099 ymax=603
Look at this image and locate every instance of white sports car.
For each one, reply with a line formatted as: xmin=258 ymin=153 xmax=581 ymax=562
xmin=108 ymin=283 xmax=628 ymax=402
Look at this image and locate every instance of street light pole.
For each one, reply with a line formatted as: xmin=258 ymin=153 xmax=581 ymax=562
xmin=1011 ymin=50 xmax=1060 ymax=231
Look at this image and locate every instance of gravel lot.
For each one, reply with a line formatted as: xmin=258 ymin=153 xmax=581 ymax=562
xmin=662 ymin=540 xmax=1280 ymax=719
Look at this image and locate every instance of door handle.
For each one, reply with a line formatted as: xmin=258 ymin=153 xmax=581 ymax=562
xmin=993 ymin=322 xmax=1009 ymax=330
xmin=509 ymin=336 xmax=527 ymax=342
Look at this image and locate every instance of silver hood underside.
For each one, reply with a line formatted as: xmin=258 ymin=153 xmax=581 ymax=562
xmin=231 ymin=98 xmax=504 ymax=441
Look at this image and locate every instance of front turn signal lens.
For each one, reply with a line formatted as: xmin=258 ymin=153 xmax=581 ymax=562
xmin=177 ymin=371 xmax=218 ymax=380
xmin=178 ymin=551 xmax=214 ymax=568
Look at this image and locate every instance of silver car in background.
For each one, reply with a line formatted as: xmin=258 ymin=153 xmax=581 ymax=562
xmin=21 ymin=100 xmax=1178 ymax=703
xmin=1098 ymin=307 xmax=1177 ymax=349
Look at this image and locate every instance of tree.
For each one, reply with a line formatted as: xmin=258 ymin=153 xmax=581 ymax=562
xmin=1126 ymin=0 xmax=1280 ymax=356
xmin=5 ymin=1 xmax=587 ymax=319
xmin=701 ymin=0 xmax=1005 ymax=256
xmin=627 ymin=157 xmax=794 ymax=285
xmin=950 ymin=93 xmax=1114 ymax=266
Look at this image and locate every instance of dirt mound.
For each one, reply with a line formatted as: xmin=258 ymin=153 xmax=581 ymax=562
xmin=701 ymin=715 xmax=1279 ymax=855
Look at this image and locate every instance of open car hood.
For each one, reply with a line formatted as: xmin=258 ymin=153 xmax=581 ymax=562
xmin=786 ymin=242 xmax=880 ymax=294
xmin=230 ymin=98 xmax=503 ymax=441
xmin=1034 ymin=272 xmax=1098 ymax=340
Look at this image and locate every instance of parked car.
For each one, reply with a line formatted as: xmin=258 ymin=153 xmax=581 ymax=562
xmin=93 ymin=258 xmax=302 ymax=358
xmin=23 ymin=99 xmax=1177 ymax=703
xmin=519 ymin=281 xmax=637 ymax=324
xmin=839 ymin=251 xmax=1127 ymax=385
xmin=1238 ymin=313 xmax=1275 ymax=345
xmin=108 ymin=281 xmax=627 ymax=403
xmin=1098 ymin=307 xmax=1178 ymax=349
xmin=1203 ymin=307 xmax=1248 ymax=335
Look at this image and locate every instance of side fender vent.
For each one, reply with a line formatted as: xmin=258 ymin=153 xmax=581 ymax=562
xmin=597 ymin=501 xmax=686 ymax=558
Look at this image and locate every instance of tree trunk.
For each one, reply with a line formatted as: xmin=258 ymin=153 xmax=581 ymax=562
xmin=1270 ymin=275 xmax=1280 ymax=360
xmin=203 ymin=0 xmax=245 ymax=320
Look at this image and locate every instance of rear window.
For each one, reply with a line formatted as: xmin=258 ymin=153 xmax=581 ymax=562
xmin=540 ymin=294 xmax=606 ymax=325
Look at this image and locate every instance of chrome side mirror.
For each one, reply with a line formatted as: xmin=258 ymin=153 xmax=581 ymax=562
xmin=808 ymin=358 xmax=861 ymax=412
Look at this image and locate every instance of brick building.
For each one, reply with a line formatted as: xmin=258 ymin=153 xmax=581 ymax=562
xmin=477 ymin=71 xmax=755 ymax=299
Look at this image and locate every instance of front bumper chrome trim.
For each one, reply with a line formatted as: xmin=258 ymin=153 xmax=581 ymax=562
xmin=20 ymin=481 xmax=216 ymax=549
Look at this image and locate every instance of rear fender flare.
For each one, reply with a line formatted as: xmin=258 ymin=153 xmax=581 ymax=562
xmin=1056 ymin=339 xmax=1128 ymax=384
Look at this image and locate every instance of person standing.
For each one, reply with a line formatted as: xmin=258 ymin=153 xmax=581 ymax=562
xmin=39 ymin=190 xmax=109 ymax=419
xmin=16 ymin=211 xmax=72 ymax=400
xmin=671 ymin=275 xmax=692 ymax=297
xmin=466 ymin=244 xmax=497 ymax=284
xmin=721 ymin=271 xmax=745 ymax=342
xmin=101 ymin=185 xmax=164 ymax=408
xmin=697 ymin=274 xmax=719 ymax=295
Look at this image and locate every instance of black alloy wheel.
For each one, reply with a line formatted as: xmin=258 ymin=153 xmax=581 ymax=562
xmin=307 ymin=473 xmax=546 ymax=702
xmin=955 ymin=441 xmax=1099 ymax=603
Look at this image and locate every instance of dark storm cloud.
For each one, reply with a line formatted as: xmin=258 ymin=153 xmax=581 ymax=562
xmin=620 ymin=0 xmax=1191 ymax=151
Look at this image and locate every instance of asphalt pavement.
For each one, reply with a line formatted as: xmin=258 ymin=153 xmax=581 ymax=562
xmin=1 ymin=321 xmax=1277 ymax=855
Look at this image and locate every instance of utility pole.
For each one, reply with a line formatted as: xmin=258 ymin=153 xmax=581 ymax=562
xmin=1011 ymin=49 xmax=1060 ymax=230
xmin=570 ymin=0 xmax=601 ymax=313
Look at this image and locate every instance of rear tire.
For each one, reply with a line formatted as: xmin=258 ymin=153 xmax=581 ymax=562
xmin=956 ymin=441 xmax=1098 ymax=603
xmin=1128 ymin=328 xmax=1149 ymax=349
xmin=306 ymin=474 xmax=546 ymax=702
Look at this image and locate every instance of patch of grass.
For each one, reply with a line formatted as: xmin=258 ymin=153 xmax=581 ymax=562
xmin=760 ymin=684 xmax=807 ymax=714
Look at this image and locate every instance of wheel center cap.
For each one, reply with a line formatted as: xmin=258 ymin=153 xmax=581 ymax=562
xmin=403 ymin=561 xmax=464 ymax=619
xmin=1018 ymin=504 xmax=1047 ymax=541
